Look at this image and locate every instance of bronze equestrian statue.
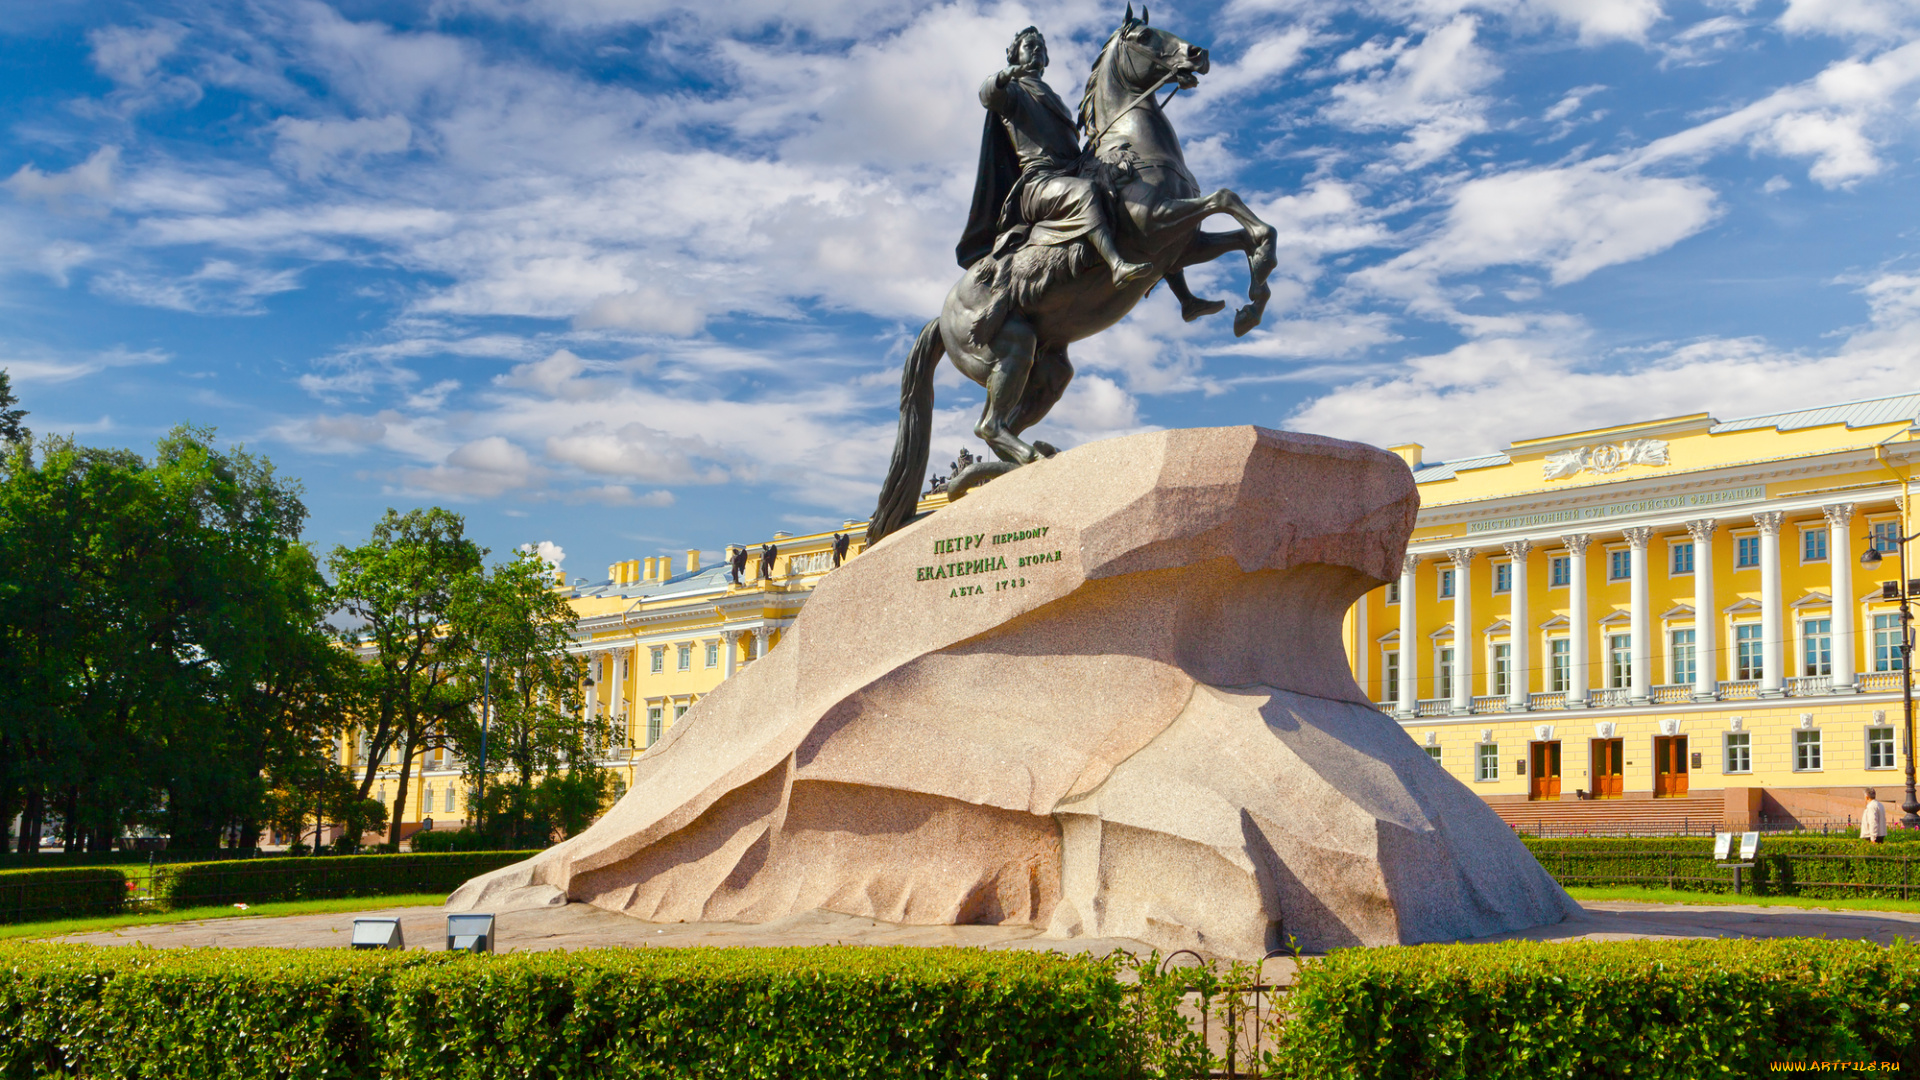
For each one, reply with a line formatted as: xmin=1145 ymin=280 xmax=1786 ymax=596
xmin=867 ymin=9 xmax=1277 ymax=545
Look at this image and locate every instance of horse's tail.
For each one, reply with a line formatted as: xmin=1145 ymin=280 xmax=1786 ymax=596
xmin=866 ymin=318 xmax=945 ymax=546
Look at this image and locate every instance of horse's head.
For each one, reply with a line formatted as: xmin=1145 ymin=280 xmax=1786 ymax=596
xmin=1080 ymin=6 xmax=1209 ymax=136
xmin=1111 ymin=5 xmax=1208 ymax=91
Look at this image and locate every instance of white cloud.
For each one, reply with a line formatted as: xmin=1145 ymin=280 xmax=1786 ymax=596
xmin=543 ymin=421 xmax=731 ymax=484
xmin=1355 ymin=162 xmax=1719 ymax=316
xmin=398 ymin=435 xmax=538 ymax=497
xmin=0 ymin=346 xmax=168 ymax=385
xmin=559 ymin=484 xmax=677 ymax=507
xmin=521 ymin=539 xmax=565 ymax=568
xmin=272 ymin=115 xmax=413 ymax=179
xmin=4 ymin=147 xmax=119 ymax=212
xmin=1323 ymin=16 xmax=1499 ymax=167
xmin=92 ymin=259 xmax=303 ymax=315
xmin=1780 ymin=0 xmax=1920 ymax=42
xmin=1288 ymin=270 xmax=1920 ymax=460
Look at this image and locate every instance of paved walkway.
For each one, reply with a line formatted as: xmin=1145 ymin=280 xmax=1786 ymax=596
xmin=50 ymin=900 xmax=1920 ymax=958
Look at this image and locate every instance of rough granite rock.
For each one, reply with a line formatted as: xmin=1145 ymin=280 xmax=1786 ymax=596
xmin=449 ymin=426 xmax=1576 ymax=956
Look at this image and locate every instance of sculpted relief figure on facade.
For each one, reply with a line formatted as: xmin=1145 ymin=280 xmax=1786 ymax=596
xmin=1541 ymin=438 xmax=1669 ymax=481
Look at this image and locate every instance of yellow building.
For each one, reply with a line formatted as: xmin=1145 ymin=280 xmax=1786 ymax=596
xmin=1344 ymin=391 xmax=1919 ymax=832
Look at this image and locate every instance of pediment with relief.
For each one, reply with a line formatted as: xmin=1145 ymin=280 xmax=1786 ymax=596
xmin=1542 ymin=438 xmax=1669 ymax=480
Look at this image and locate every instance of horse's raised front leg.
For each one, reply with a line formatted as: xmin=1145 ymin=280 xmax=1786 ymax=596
xmin=1163 ymin=270 xmax=1226 ymax=323
xmin=1150 ymin=193 xmax=1277 ymax=337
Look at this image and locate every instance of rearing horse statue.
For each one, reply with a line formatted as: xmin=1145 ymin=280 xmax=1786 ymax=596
xmin=867 ymin=10 xmax=1278 ymax=544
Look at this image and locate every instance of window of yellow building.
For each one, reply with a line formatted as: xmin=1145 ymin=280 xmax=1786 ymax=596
xmin=1382 ymin=649 xmax=1400 ymax=702
xmin=677 ymin=643 xmax=692 ymax=671
xmin=1386 ymin=580 xmax=1400 ymax=604
xmin=1793 ymin=729 xmax=1822 ymax=772
xmin=1492 ymin=562 xmax=1511 ymax=594
xmin=675 ymin=702 xmax=689 ymax=719
xmin=1801 ymin=527 xmax=1827 ymax=563
xmin=1735 ymin=624 xmax=1764 ymax=680
xmin=1801 ymin=618 xmax=1832 ymax=676
xmin=1437 ymin=568 xmax=1454 ymax=599
xmin=1725 ymin=732 xmax=1751 ymax=773
xmin=1476 ymin=743 xmax=1498 ymax=782
xmin=1491 ymin=643 xmax=1510 ymax=696
xmin=1549 ymin=639 xmax=1570 ymax=691
xmin=1607 ymin=633 xmax=1631 ymax=687
xmin=1436 ymin=646 xmax=1453 ymax=699
xmin=1873 ymin=613 xmax=1906 ymax=672
xmin=1870 ymin=520 xmax=1900 ymax=554
xmin=646 ymin=706 xmax=663 ymax=746
xmin=1868 ymin=725 xmax=1896 ymax=769
xmin=1670 ymin=540 xmax=1694 ymax=576
xmin=705 ymin=641 xmax=719 ymax=667
xmin=650 ymin=647 xmax=665 ymax=674
xmin=1671 ymin=629 xmax=1696 ymax=685
xmin=1607 ymin=549 xmax=1630 ymax=581
xmin=1549 ymin=554 xmax=1570 ymax=587
xmin=1736 ymin=535 xmax=1761 ymax=568
xmin=1424 ymin=744 xmax=1441 ymax=764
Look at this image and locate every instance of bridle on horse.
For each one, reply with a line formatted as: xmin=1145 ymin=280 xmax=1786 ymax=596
xmin=1084 ymin=39 xmax=1187 ymax=146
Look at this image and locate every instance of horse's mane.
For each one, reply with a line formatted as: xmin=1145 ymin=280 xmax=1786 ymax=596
xmin=1077 ymin=22 xmax=1129 ymax=135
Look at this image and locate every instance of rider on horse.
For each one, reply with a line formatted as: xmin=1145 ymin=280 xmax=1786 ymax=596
xmin=961 ymin=27 xmax=1154 ymax=290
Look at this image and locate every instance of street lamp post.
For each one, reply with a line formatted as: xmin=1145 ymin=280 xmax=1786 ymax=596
xmin=1862 ymin=533 xmax=1920 ymax=830
xmin=475 ymin=651 xmax=492 ymax=831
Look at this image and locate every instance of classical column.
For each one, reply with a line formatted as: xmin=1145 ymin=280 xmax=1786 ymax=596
xmin=1503 ymin=540 xmax=1533 ymax=710
xmin=1447 ymin=548 xmax=1475 ymax=713
xmin=1824 ymin=503 xmax=1856 ymax=692
xmin=1564 ymin=534 xmax=1592 ymax=708
xmin=1687 ymin=519 xmax=1718 ymax=700
xmin=1624 ymin=527 xmax=1653 ymax=703
xmin=1398 ymin=554 xmax=1418 ymax=717
xmin=721 ymin=630 xmax=740 ymax=680
xmin=1755 ymin=511 xmax=1785 ymax=696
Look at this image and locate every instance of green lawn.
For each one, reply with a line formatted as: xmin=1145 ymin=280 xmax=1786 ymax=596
xmin=0 ymin=893 xmax=447 ymax=940
xmin=1566 ymin=884 xmax=1920 ymax=915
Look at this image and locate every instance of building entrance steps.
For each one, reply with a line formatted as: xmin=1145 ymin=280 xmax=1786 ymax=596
xmin=1490 ymin=793 xmax=1727 ymax=836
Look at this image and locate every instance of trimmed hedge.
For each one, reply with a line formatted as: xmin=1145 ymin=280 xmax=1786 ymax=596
xmin=1526 ymin=835 xmax=1920 ymax=900
xmin=0 ymin=942 xmax=1200 ymax=1079
xmin=154 ymin=851 xmax=540 ymax=909
xmin=407 ymin=828 xmax=518 ymax=853
xmin=1275 ymin=937 xmax=1920 ymax=1078
xmin=0 ymin=867 xmax=127 ymax=924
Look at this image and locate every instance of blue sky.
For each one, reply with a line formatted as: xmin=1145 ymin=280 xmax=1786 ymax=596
xmin=3 ymin=0 xmax=1918 ymax=580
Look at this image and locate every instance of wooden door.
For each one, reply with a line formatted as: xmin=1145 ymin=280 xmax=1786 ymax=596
xmin=1529 ymin=741 xmax=1562 ymax=800
xmin=1653 ymin=736 xmax=1689 ymax=798
xmin=1591 ymin=738 xmax=1624 ymax=798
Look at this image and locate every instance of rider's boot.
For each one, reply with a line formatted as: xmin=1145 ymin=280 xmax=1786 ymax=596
xmin=1088 ymin=227 xmax=1155 ymax=288
xmin=1166 ymin=269 xmax=1227 ymax=322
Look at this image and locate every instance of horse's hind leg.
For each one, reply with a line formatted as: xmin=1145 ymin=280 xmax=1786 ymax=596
xmin=974 ymin=315 xmax=1047 ymax=465
xmin=1009 ymin=345 xmax=1072 ymax=452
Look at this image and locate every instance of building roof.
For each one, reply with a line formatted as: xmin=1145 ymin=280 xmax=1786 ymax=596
xmin=575 ymin=563 xmax=736 ymax=602
xmin=1707 ymin=390 xmax=1920 ymax=435
xmin=1412 ymin=390 xmax=1920 ymax=484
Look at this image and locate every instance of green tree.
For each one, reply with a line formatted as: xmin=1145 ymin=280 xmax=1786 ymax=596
xmin=0 ymin=427 xmax=343 ymax=852
xmin=328 ymin=508 xmax=485 ymax=849
xmin=448 ymin=548 xmax=603 ymax=848
xmin=0 ymin=369 xmax=26 ymax=448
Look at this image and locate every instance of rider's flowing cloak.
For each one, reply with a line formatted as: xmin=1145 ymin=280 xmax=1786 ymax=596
xmin=957 ymin=111 xmax=1021 ymax=269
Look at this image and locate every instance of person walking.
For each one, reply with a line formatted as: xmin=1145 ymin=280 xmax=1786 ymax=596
xmin=1862 ymin=788 xmax=1888 ymax=845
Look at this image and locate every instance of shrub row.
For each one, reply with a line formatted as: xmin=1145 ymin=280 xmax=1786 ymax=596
xmin=153 ymin=851 xmax=541 ymax=909
xmin=0 ymin=942 xmax=1200 ymax=1079
xmin=0 ymin=868 xmax=127 ymax=924
xmin=1525 ymin=835 xmax=1920 ymax=900
xmin=1274 ymin=937 xmax=1920 ymax=1078
xmin=407 ymin=829 xmax=519 ymax=853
